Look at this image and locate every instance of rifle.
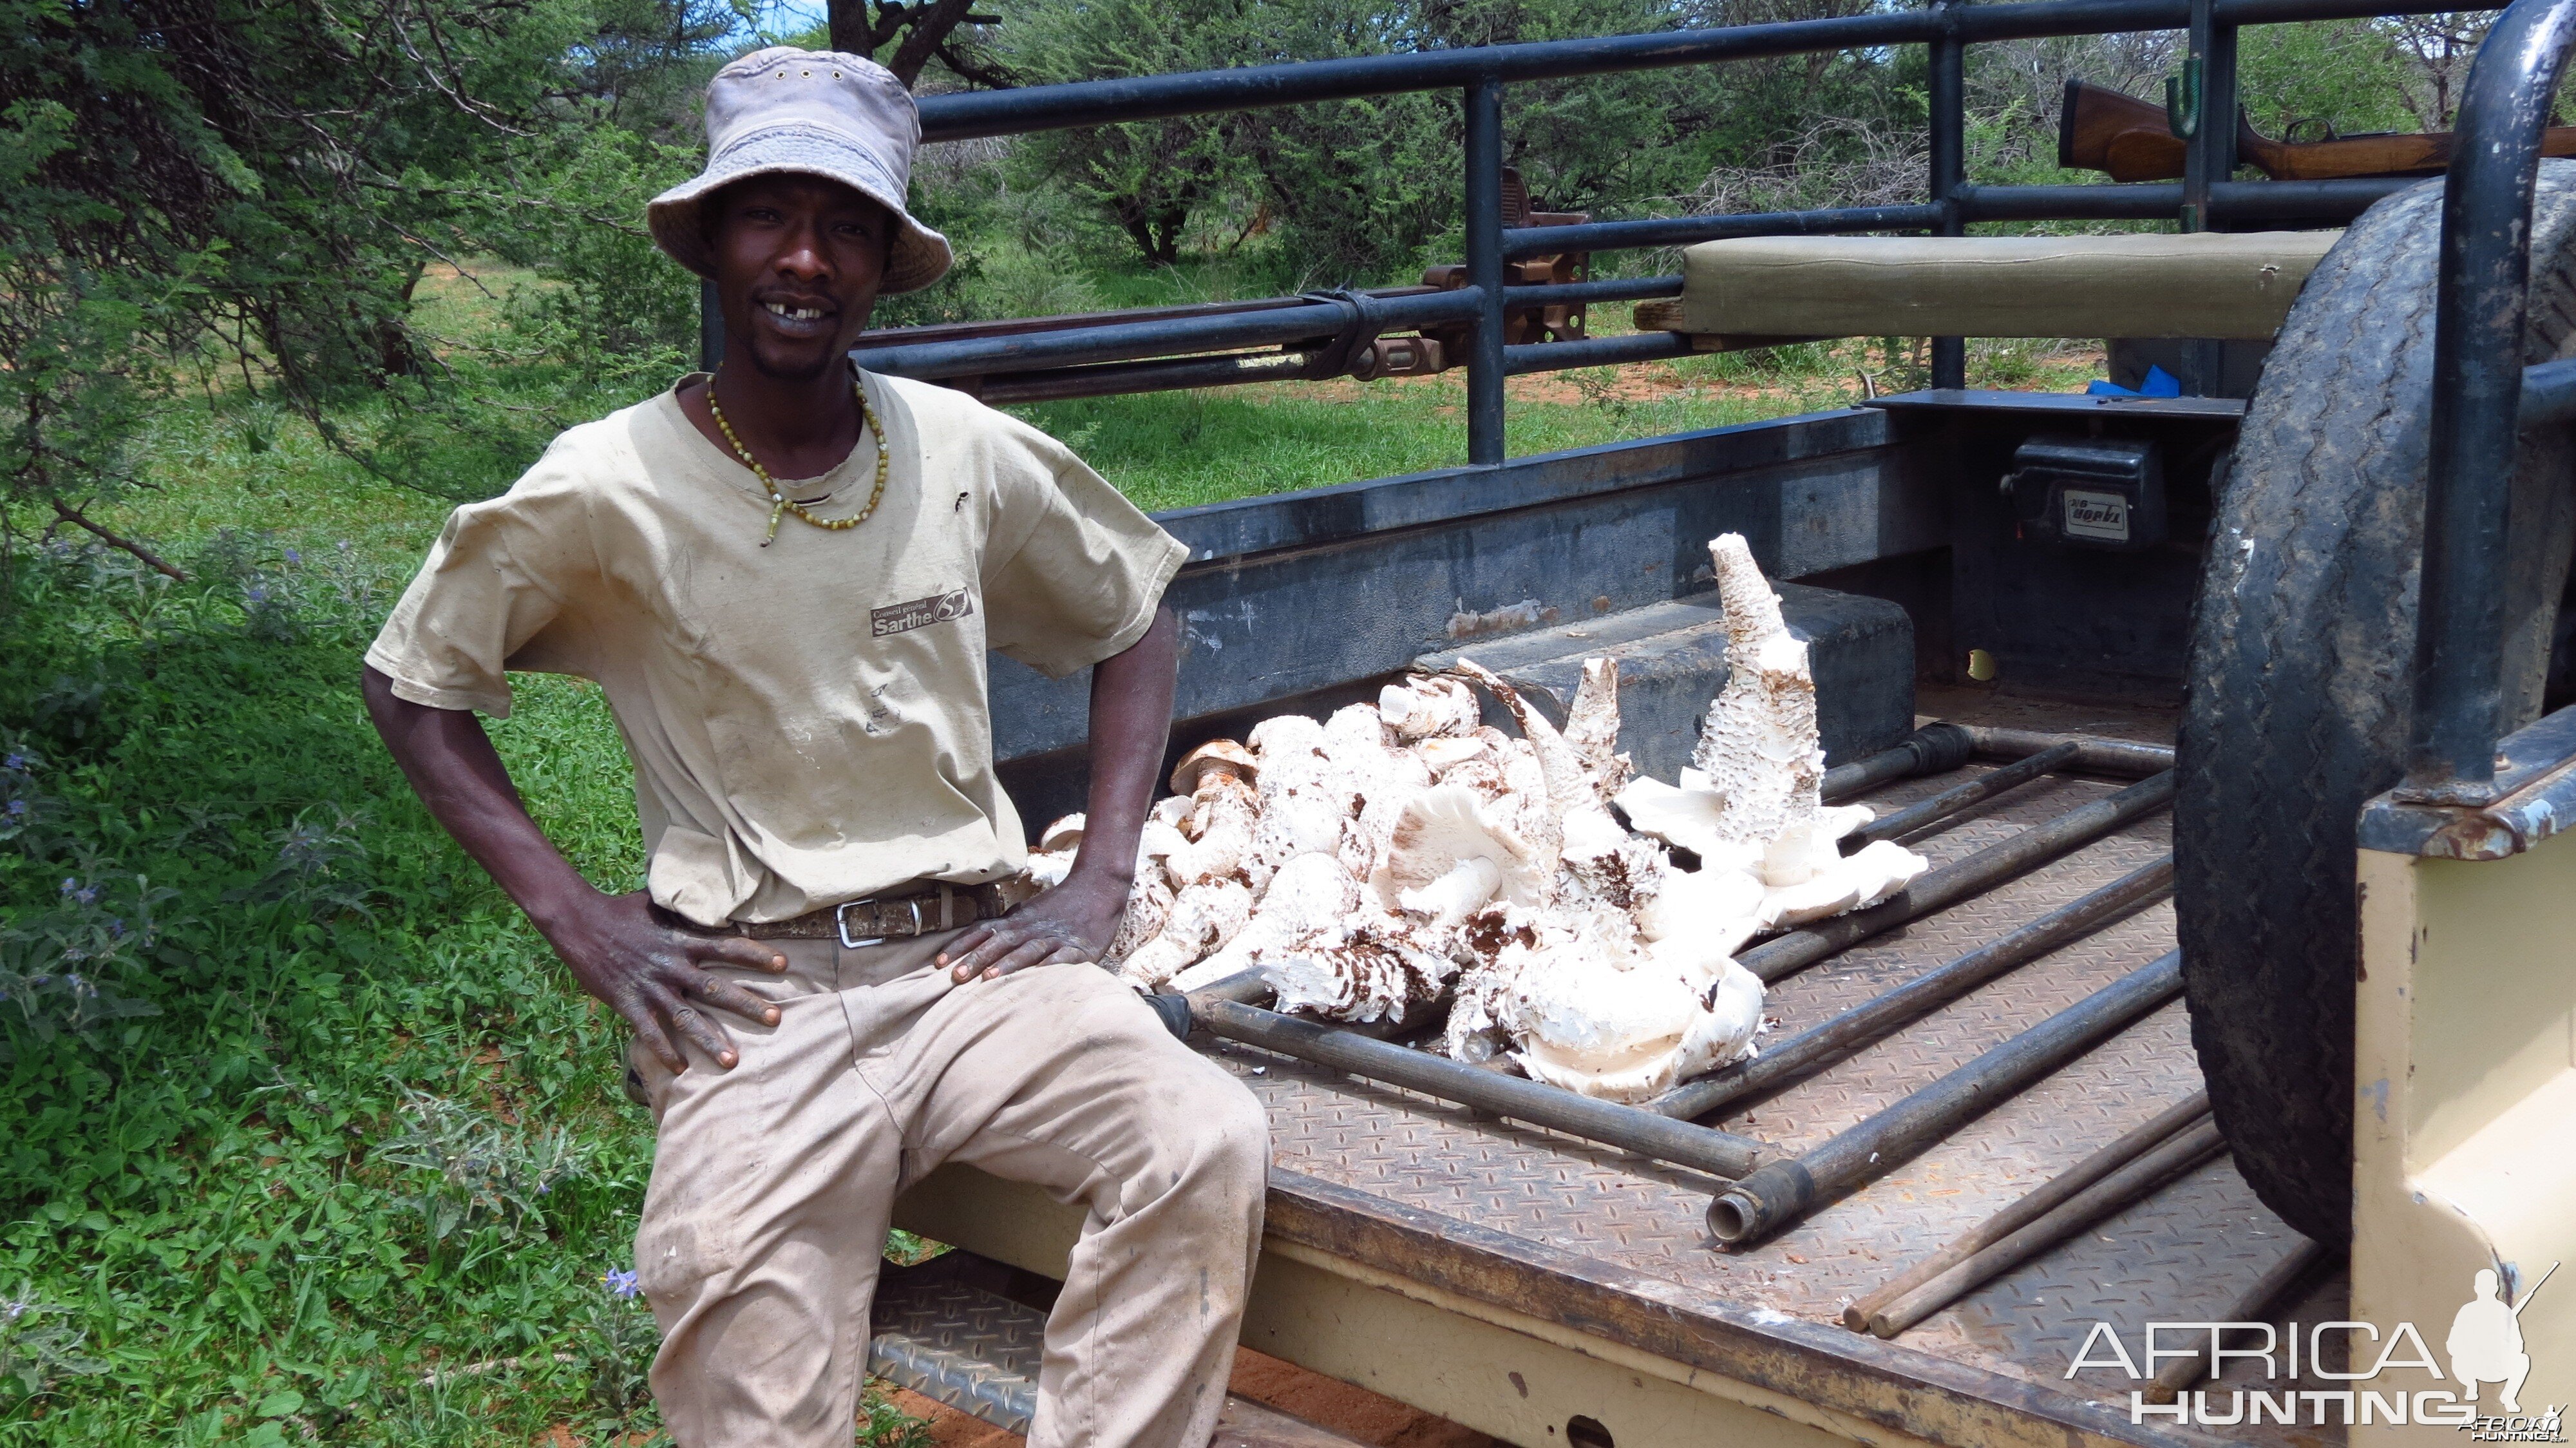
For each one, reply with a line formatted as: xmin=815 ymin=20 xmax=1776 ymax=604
xmin=2058 ymin=77 xmax=2576 ymax=182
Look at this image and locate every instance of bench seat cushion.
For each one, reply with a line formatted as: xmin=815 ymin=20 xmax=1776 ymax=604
xmin=1674 ymin=231 xmax=2342 ymax=341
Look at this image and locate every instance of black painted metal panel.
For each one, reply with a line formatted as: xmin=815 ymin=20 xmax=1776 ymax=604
xmin=990 ymin=410 xmax=1946 ymax=826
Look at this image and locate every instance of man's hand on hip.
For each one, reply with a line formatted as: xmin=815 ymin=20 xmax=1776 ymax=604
xmin=540 ymin=888 xmax=788 ymax=1071
xmin=939 ymin=867 xmax=1127 ymax=983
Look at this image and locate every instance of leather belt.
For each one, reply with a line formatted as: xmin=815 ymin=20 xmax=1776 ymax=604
xmin=706 ymin=881 xmax=1016 ymax=947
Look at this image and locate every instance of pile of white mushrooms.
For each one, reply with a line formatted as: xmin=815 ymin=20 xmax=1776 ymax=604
xmin=1027 ymin=533 xmax=1929 ymax=1104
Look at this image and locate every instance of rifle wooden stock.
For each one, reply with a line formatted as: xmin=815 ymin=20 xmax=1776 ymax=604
xmin=2058 ymin=77 xmax=2576 ymax=184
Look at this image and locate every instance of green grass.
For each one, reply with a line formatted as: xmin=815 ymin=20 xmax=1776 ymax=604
xmin=0 ymin=247 xmax=2100 ymax=1443
xmin=0 ymin=406 xmax=925 ymax=1442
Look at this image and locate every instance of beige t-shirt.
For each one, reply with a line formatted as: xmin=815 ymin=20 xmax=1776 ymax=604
xmin=365 ymin=371 xmax=1186 ymax=926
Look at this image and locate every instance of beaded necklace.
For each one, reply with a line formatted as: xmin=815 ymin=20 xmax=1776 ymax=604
xmin=705 ymin=372 xmax=889 ymax=547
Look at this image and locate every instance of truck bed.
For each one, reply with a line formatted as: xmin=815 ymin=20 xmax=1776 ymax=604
xmin=901 ymin=696 xmax=2353 ymax=1448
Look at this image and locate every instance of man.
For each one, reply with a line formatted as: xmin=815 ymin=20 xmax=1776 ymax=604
xmin=2449 ymin=1268 xmax=2534 ymax=1414
xmin=362 ymin=47 xmax=1268 ymax=1448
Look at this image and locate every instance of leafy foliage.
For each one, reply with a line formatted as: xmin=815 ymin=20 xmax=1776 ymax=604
xmin=378 ymin=1088 xmax=585 ymax=1249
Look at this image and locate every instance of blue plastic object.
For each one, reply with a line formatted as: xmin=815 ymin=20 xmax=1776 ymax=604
xmin=2086 ymin=365 xmax=2183 ymax=398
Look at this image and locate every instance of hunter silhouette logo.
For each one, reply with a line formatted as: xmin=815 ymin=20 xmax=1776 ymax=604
xmin=2065 ymin=1259 xmax=2564 ymax=1433
xmin=2454 ymin=1264 xmax=2555 ymax=1416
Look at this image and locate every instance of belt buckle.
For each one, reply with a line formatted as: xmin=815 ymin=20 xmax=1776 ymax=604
xmin=835 ymin=895 xmax=925 ymax=949
xmin=836 ymin=899 xmax=887 ymax=950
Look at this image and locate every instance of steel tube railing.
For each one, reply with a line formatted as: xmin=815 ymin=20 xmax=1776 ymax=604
xmin=831 ymin=0 xmax=2532 ymax=472
xmin=912 ymin=0 xmax=2461 ymax=142
xmin=1655 ymin=856 xmax=2175 ymax=1122
xmin=2406 ymin=0 xmax=2576 ymax=796
xmin=850 ymin=288 xmax=1480 ymax=381
xmin=1464 ymin=79 xmax=1509 ymax=464
xmin=1928 ymin=1 xmax=1970 ymax=388
xmin=1191 ymin=997 xmax=1763 ymax=1179
xmin=1736 ymin=771 xmax=2176 ymax=984
xmin=1847 ymin=741 xmax=2081 ymax=847
xmin=1501 ymin=204 xmax=1944 ymax=261
xmin=1703 ymin=951 xmax=2186 ymax=1244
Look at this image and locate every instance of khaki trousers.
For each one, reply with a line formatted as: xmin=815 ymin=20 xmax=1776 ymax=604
xmin=628 ymin=931 xmax=1269 ymax=1448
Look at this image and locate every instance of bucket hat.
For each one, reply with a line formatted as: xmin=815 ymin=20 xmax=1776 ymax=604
xmin=649 ymin=47 xmax=952 ymax=294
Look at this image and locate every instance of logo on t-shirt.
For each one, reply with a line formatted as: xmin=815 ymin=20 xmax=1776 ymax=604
xmin=871 ymin=588 xmax=976 ymax=638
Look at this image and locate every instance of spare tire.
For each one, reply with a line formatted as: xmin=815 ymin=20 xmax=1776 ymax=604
xmin=2177 ymin=166 xmax=2576 ymax=1246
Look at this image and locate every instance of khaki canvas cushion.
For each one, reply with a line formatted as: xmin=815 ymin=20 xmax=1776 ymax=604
xmin=1677 ymin=231 xmax=2343 ymax=341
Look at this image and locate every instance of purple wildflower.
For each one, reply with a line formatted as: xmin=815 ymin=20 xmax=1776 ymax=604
xmin=284 ymin=548 xmax=301 ymax=565
xmin=605 ymin=1268 xmax=640 ymax=1299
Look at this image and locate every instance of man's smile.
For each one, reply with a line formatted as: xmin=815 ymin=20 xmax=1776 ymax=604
xmin=757 ymin=296 xmax=838 ymax=338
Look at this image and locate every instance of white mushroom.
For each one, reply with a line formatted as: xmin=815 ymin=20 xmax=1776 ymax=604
xmin=1562 ymin=657 xmax=1632 ymax=801
xmin=1417 ymin=732 xmax=1492 ymax=777
xmin=1117 ymin=876 xmax=1254 ymax=991
xmin=1382 ymin=784 xmax=1542 ymax=920
xmin=1758 ymin=839 xmax=1931 ymax=928
xmin=1166 ymin=740 xmax=1262 ymax=886
xmin=1378 ymin=675 xmax=1481 ymax=739
xmin=1265 ymin=914 xmax=1461 ymax=1025
xmin=1103 ymin=870 xmax=1178 ymax=967
xmin=1025 ymin=813 xmax=1086 ymax=890
xmin=1179 ymin=850 xmax=1361 ymax=988
xmin=1613 ymin=534 xmax=1927 ymax=934
xmin=1504 ymin=943 xmax=1764 ymax=1103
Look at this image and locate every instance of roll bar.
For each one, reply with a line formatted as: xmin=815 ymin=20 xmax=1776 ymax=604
xmin=836 ymin=0 xmax=2576 ymax=794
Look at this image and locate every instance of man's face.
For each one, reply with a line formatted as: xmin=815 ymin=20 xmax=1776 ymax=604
xmin=708 ymin=174 xmax=893 ymax=381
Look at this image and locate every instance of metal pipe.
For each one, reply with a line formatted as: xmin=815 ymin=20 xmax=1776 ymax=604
xmin=855 ymin=287 xmax=1441 ymax=350
xmin=1847 ymin=741 xmax=2082 ymax=847
xmin=1705 ymin=951 xmax=2188 ymax=1244
xmin=1927 ymin=1 xmax=1968 ymax=390
xmin=1821 ymin=723 xmax=1978 ymax=802
xmin=2178 ymin=0 xmax=2240 ymax=392
xmin=1842 ymin=1088 xmax=2210 ymax=1334
xmin=1464 ymin=80 xmax=1508 ymax=466
xmin=2406 ymin=0 xmax=2576 ymax=796
xmin=1738 ymin=770 xmax=2177 ymax=984
xmin=849 ymin=288 xmax=1481 ymax=381
xmin=1504 ymin=205 xmax=1943 ymax=262
xmin=974 ymin=350 xmax=1325 ymax=405
xmin=1183 ymin=969 xmax=1275 ymax=1006
xmin=1192 ymin=998 xmax=1762 ymax=1179
xmin=914 ymin=0 xmax=2464 ymax=144
xmin=2143 ymin=1237 xmax=2331 ymax=1400
xmin=2522 ymin=354 xmax=2576 ymax=424
xmin=1958 ymin=725 xmax=2175 ymax=778
xmin=1929 ymin=178 xmax=2413 ymax=225
xmin=1865 ymin=1118 xmax=2228 ymax=1333
xmin=1508 ymin=275 xmax=1685 ymax=306
xmin=1655 ymin=855 xmax=2174 ymax=1121
xmin=1504 ymin=332 xmax=1694 ymax=374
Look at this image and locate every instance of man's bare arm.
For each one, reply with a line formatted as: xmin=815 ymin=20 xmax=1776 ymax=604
xmin=361 ymin=666 xmax=785 ymax=1070
xmin=940 ymin=604 xmax=1180 ymax=982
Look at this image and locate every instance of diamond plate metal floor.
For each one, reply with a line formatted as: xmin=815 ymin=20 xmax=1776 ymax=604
xmin=871 ymin=1256 xmax=1388 ymax=1446
xmin=1205 ymin=750 xmax=2340 ymax=1447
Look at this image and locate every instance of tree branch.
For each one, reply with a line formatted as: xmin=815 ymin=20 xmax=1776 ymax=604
xmin=886 ymin=0 xmax=985 ymax=87
xmin=50 ymin=499 xmax=191 ymax=582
